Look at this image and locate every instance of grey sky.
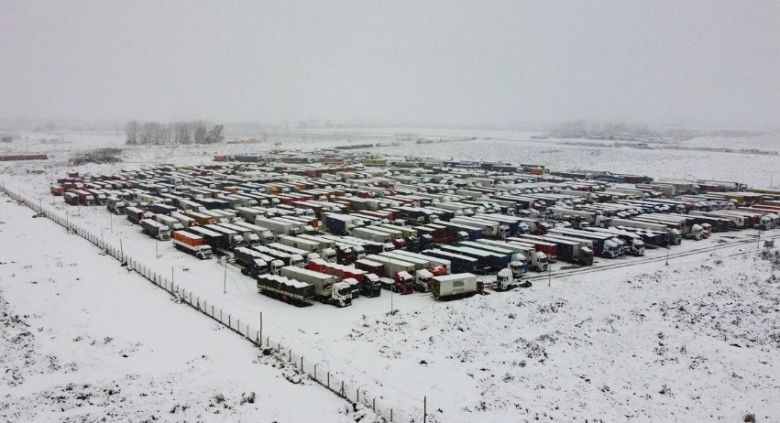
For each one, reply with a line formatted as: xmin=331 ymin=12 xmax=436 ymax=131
xmin=1 ymin=0 xmax=778 ymax=128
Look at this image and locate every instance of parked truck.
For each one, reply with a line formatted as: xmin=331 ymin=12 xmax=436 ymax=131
xmin=378 ymin=251 xmax=441 ymax=291
xmin=256 ymin=274 xmax=314 ymax=305
xmin=363 ymin=254 xmax=417 ymax=294
xmin=231 ymin=221 xmax=275 ymax=245
xmin=514 ymin=234 xmax=593 ymax=266
xmin=324 ymin=213 xmax=364 ymax=235
xmin=474 ymin=239 xmax=549 ymax=272
xmin=295 ymin=234 xmax=338 ymax=262
xmin=279 ymin=266 xmax=352 ymax=307
xmin=234 ymin=246 xmax=284 ymax=276
xmin=140 ymin=218 xmax=171 ymax=241
xmin=205 ymin=224 xmax=245 ymax=248
xmin=606 ymin=218 xmax=679 ymax=245
xmin=451 ymin=216 xmax=509 ymax=239
xmin=125 ymin=206 xmax=146 ymax=224
xmin=307 ymin=258 xmax=381 ymax=297
xmin=547 ymin=228 xmax=623 ymax=258
xmin=107 ymin=197 xmax=128 ymax=215
xmin=388 ymin=250 xmax=452 ymax=274
xmin=182 ymin=210 xmax=216 ymax=225
xmin=170 ymin=211 xmax=197 ymax=228
xmin=254 ymin=216 xmax=301 ymax=236
xmin=585 ymin=227 xmax=645 ymax=256
xmin=186 ymin=226 xmax=228 ymax=254
xmin=422 ymin=249 xmax=480 ymax=273
xmin=154 ymin=214 xmax=184 ymax=232
xmin=457 ymin=240 xmax=527 ymax=277
xmin=438 ymin=245 xmax=509 ymax=272
xmin=172 ymin=230 xmax=213 ymax=260
xmin=251 ymin=245 xmax=304 ymax=267
xmin=430 ymin=273 xmax=480 ymax=300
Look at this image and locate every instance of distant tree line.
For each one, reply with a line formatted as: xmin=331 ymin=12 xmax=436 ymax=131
xmin=124 ymin=121 xmax=224 ymax=145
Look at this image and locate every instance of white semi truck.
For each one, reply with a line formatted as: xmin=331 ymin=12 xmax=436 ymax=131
xmin=279 ymin=266 xmax=352 ymax=307
xmin=430 ymin=273 xmax=480 ymax=300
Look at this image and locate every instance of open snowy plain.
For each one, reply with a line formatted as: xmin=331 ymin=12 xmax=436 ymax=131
xmin=1 ymin=128 xmax=779 ymax=422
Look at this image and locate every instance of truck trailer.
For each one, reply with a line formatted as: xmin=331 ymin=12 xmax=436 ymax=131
xmin=140 ymin=218 xmax=171 ymax=241
xmin=172 ymin=230 xmax=213 ymax=260
xmin=279 ymin=266 xmax=351 ymax=307
xmin=430 ymin=273 xmax=480 ymax=300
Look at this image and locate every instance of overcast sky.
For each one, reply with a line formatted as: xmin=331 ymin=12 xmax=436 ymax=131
xmin=1 ymin=1 xmax=778 ymax=128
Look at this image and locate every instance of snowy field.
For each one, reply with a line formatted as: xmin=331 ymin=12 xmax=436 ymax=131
xmin=0 ymin=192 xmax=376 ymax=422
xmin=1 ymin=128 xmax=779 ymax=422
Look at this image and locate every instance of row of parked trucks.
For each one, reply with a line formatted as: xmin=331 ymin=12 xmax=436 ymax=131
xmin=51 ymin=160 xmax=780 ymax=306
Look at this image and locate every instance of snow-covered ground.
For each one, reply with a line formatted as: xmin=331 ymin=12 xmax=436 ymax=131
xmin=1 ymin=128 xmax=779 ymax=422
xmin=0 ymin=193 xmax=375 ymax=423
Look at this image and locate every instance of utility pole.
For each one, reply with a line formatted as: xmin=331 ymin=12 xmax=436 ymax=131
xmin=547 ymin=263 xmax=552 ymax=287
xmin=223 ymin=258 xmax=227 ymax=294
xmin=665 ymin=246 xmax=669 ymax=266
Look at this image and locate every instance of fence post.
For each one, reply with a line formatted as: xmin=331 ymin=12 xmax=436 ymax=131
xmin=372 ymin=398 xmax=375 ymax=412
xmin=300 ymin=356 xmax=303 ymax=371
xmin=390 ymin=409 xmax=393 ymax=422
xmin=423 ymin=396 xmax=427 ymax=423
xmin=327 ymin=372 xmax=330 ymax=388
xmin=314 ymin=364 xmax=317 ymax=381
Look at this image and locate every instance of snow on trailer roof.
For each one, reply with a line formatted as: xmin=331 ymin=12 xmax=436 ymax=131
xmin=365 ymin=254 xmax=415 ymax=267
xmin=265 ymin=274 xmax=310 ymax=289
xmin=432 ymin=272 xmax=476 ymax=282
xmin=355 ymin=258 xmax=382 ymax=267
xmin=186 ymin=226 xmax=223 ymax=238
xmin=423 ymin=249 xmax=479 ymax=263
xmin=389 ymin=250 xmax=452 ymax=267
xmin=173 ymin=230 xmax=202 ymax=241
xmin=205 ymin=224 xmax=239 ymax=235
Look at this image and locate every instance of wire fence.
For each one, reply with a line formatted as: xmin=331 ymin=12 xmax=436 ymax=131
xmin=0 ymin=184 xmax=427 ymax=423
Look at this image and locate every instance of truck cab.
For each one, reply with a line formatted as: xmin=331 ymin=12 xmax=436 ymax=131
xmin=414 ymin=269 xmax=433 ymax=292
xmin=531 ymin=251 xmax=549 ymax=272
xmin=602 ymin=239 xmax=621 ymax=258
xmin=342 ymin=277 xmax=361 ymax=299
xmin=361 ymin=273 xmax=382 ymax=297
xmin=508 ymin=260 xmax=526 ymax=278
xmin=496 ymin=268 xmax=514 ymax=291
xmin=242 ymin=258 xmax=269 ymax=277
xmin=330 ymin=281 xmax=353 ymax=307
xmin=388 ymin=271 xmax=414 ymax=294
xmin=690 ymin=224 xmax=705 ymax=240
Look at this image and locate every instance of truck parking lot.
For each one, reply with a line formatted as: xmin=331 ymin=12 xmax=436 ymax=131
xmin=44 ymin=151 xmax=779 ymax=317
xmin=7 ymin=144 xmax=780 ymax=423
